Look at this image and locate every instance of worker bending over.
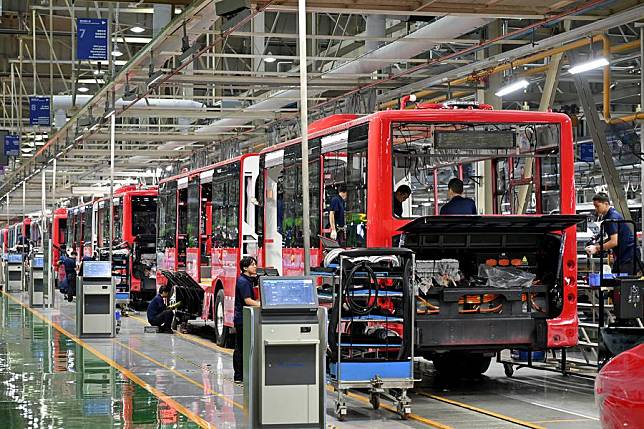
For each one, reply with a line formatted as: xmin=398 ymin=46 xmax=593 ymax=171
xmin=440 ymin=178 xmax=477 ymax=215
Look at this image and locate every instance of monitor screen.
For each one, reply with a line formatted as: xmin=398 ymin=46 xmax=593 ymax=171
xmin=83 ymin=261 xmax=112 ymax=278
xmin=260 ymin=277 xmax=318 ymax=309
xmin=32 ymin=255 xmax=44 ymax=268
xmin=7 ymin=253 xmax=23 ymax=263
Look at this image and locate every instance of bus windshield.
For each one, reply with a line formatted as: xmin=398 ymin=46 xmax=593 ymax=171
xmin=391 ymin=122 xmax=561 ymax=217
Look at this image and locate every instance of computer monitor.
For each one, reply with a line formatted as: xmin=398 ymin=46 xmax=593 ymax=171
xmin=260 ymin=276 xmax=318 ymax=311
xmin=82 ymin=261 xmax=112 ymax=279
xmin=32 ymin=255 xmax=44 ymax=269
xmin=7 ymin=253 xmax=23 ymax=263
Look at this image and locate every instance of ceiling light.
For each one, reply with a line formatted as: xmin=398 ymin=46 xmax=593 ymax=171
xmin=264 ymin=53 xmax=277 ymax=63
xmin=568 ymin=57 xmax=610 ymax=74
xmin=93 ymin=70 xmax=104 ymax=76
xmin=112 ymin=47 xmax=124 ymax=57
xmin=130 ymin=26 xmax=145 ymax=33
xmin=494 ymin=79 xmax=529 ymax=97
xmin=78 ymin=86 xmax=90 ymax=93
xmin=78 ymin=79 xmax=105 ymax=84
xmin=175 ymin=8 xmax=183 ymax=14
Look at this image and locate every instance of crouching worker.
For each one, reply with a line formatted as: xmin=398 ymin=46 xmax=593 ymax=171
xmin=147 ymin=285 xmax=175 ymax=333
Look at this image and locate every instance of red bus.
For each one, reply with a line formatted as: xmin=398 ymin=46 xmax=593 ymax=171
xmin=66 ymin=202 xmax=93 ymax=259
xmin=156 ymin=155 xmax=260 ymax=345
xmin=94 ymin=185 xmax=158 ymax=303
xmin=252 ymin=105 xmax=580 ymax=374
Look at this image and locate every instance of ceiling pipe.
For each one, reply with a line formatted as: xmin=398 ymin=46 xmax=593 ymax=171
xmin=194 ymin=16 xmax=494 ymax=136
xmin=51 ymin=95 xmax=205 ymax=111
xmin=387 ymin=37 xmax=639 ymax=121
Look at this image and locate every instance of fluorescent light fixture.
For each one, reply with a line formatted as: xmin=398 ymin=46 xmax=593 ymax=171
xmin=74 ymin=134 xmax=84 ymax=142
xmin=111 ymin=47 xmax=124 ymax=57
xmin=494 ymin=79 xmax=529 ymax=97
xmin=130 ymin=26 xmax=145 ymax=33
xmin=568 ymin=57 xmax=609 ymax=74
xmin=264 ymin=53 xmax=277 ymax=63
xmin=114 ymin=36 xmax=152 ymax=44
xmin=78 ymin=86 xmax=90 ymax=93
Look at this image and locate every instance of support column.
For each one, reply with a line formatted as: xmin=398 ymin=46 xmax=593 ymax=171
xmin=569 ymin=51 xmax=631 ymax=220
xmin=298 ymin=0 xmax=311 ymax=274
xmin=639 ymin=23 xmax=644 ymax=258
xmin=252 ymin=12 xmax=265 ymax=72
xmin=153 ymin=5 xmax=172 ymax=36
xmin=517 ymin=44 xmax=566 ymax=214
xmin=477 ymin=21 xmax=503 ymax=214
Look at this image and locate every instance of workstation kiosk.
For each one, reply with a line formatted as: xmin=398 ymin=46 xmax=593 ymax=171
xmin=243 ymin=276 xmax=326 ymax=428
xmin=5 ymin=253 xmax=23 ymax=292
xmin=77 ymin=261 xmax=115 ymax=338
xmin=29 ymin=254 xmax=45 ymax=307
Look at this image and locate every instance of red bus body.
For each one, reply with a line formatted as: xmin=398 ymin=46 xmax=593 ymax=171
xmin=157 ymin=107 xmax=578 ymax=353
xmin=157 ymin=155 xmax=260 ymax=344
xmin=93 ymin=185 xmax=158 ymax=302
xmin=256 ymin=108 xmax=578 ymax=353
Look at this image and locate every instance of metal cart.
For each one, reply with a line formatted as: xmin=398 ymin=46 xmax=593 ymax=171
xmin=321 ymin=248 xmax=415 ymax=421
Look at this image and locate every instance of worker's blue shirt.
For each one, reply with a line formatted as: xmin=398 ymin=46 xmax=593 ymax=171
xmin=234 ymin=274 xmax=256 ymax=326
xmin=440 ymin=195 xmax=477 ymax=215
xmin=330 ymin=195 xmax=346 ymax=227
xmin=602 ymin=207 xmax=636 ymax=263
xmin=147 ymin=294 xmax=167 ymax=323
xmin=59 ymin=256 xmax=76 ymax=275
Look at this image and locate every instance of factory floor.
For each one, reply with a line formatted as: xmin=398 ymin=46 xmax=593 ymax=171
xmin=0 ymin=289 xmax=600 ymax=429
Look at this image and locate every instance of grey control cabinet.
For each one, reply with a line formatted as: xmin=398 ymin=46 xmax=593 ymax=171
xmin=243 ymin=276 xmax=326 ymax=428
xmin=29 ymin=254 xmax=45 ymax=307
xmin=77 ymin=261 xmax=115 ymax=338
xmin=5 ymin=253 xmax=23 ymax=292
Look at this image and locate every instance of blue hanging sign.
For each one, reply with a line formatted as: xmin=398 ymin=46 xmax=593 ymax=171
xmin=4 ymin=134 xmax=20 ymax=156
xmin=579 ymin=143 xmax=594 ymax=162
xmin=77 ymin=18 xmax=108 ymax=61
xmin=29 ymin=97 xmax=51 ymax=127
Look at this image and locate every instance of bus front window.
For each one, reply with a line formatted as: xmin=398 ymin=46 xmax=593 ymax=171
xmin=391 ymin=122 xmax=561 ymax=216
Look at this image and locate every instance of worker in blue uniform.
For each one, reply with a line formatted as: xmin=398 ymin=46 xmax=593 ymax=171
xmin=586 ymin=192 xmax=640 ymax=274
xmin=329 ymin=184 xmax=348 ymax=244
xmin=58 ymin=250 xmax=78 ymax=302
xmin=147 ymin=285 xmax=175 ymax=333
xmin=233 ymin=256 xmax=260 ymax=384
xmin=440 ymin=178 xmax=477 ymax=215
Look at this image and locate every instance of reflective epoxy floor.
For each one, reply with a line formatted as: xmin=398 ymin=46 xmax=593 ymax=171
xmin=0 ymin=290 xmax=601 ymax=429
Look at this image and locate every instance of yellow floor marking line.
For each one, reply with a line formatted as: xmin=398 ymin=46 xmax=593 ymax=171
xmin=416 ymin=392 xmax=546 ymax=429
xmin=324 ymin=386 xmax=452 ymax=429
xmin=128 ymin=313 xmax=234 ymax=356
xmin=113 ymin=338 xmax=245 ymax=410
xmin=0 ymin=290 xmax=214 ymax=429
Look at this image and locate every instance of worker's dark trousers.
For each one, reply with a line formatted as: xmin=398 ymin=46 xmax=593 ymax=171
xmin=233 ymin=324 xmax=243 ymax=382
xmin=149 ymin=310 xmax=174 ymax=331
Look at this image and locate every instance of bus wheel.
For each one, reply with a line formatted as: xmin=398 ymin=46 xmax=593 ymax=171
xmin=213 ymin=289 xmax=229 ymax=347
xmin=433 ymin=353 xmax=491 ymax=378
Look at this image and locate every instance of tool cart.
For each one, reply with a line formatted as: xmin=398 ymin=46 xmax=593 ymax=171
xmin=318 ymin=248 xmax=415 ymax=421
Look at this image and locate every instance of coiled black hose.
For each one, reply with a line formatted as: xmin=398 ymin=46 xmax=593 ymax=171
xmin=344 ymin=261 xmax=379 ymax=315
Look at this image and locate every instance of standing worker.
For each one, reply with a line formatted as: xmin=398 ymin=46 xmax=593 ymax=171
xmin=586 ymin=192 xmax=639 ymax=274
xmin=233 ymin=256 xmax=260 ymax=384
xmin=440 ymin=178 xmax=477 ymax=215
xmin=147 ymin=285 xmax=176 ymax=333
xmin=58 ymin=250 xmax=78 ymax=302
xmin=329 ymin=184 xmax=348 ymax=244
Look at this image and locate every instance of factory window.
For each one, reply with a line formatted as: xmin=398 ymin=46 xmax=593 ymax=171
xmin=187 ymin=178 xmax=200 ymax=248
xmin=157 ymin=181 xmax=177 ymax=251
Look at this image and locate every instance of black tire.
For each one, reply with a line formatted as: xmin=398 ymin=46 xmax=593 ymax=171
xmin=433 ymin=353 xmax=492 ymax=377
xmin=213 ymin=289 xmax=230 ymax=347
